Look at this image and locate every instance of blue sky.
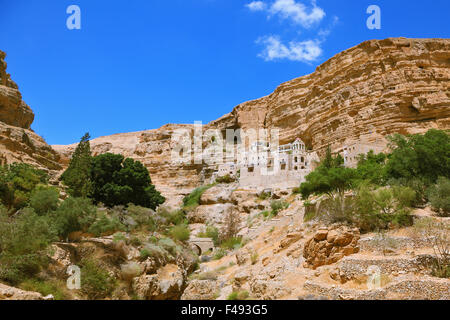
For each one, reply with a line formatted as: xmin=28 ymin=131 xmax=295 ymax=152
xmin=1 ymin=0 xmax=449 ymax=145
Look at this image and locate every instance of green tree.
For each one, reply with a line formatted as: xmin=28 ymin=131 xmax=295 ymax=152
xmin=385 ymin=129 xmax=450 ymax=183
xmin=299 ymin=150 xmax=356 ymax=200
xmin=354 ymin=151 xmax=388 ymax=186
xmin=61 ymin=133 xmax=93 ymax=197
xmin=90 ymin=153 xmax=165 ymax=209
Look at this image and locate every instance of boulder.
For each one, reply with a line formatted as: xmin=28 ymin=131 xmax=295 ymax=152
xmin=303 ymin=226 xmax=360 ymax=269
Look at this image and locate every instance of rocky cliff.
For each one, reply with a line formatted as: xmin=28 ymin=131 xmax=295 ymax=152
xmin=209 ymin=38 xmax=450 ymax=151
xmin=0 ymin=50 xmax=61 ymax=171
xmin=53 ymin=38 xmax=450 ymax=203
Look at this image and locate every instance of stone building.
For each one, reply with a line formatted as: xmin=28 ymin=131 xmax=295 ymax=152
xmin=342 ymin=141 xmax=386 ymax=168
xmin=210 ymin=138 xmax=319 ymax=190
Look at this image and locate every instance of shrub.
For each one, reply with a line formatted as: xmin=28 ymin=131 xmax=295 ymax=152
xmin=389 ymin=177 xmax=429 ymax=206
xmin=140 ymin=243 xmax=168 ymax=261
xmin=80 ymin=259 xmax=116 ymax=300
xmin=220 ymin=210 xmax=240 ymax=242
xmin=0 ymin=163 xmax=48 ymax=211
xmin=120 ymin=262 xmax=143 ymax=282
xmin=315 ymin=194 xmax=355 ymax=225
xmin=258 ymin=191 xmax=271 ymax=200
xmin=392 ymin=186 xmax=417 ymax=208
xmin=159 ymin=208 xmax=187 ymax=226
xmin=353 ymin=186 xmax=415 ymax=232
xmin=169 ymin=224 xmax=190 ymax=242
xmin=270 ymin=200 xmax=289 ymax=216
xmin=182 ymin=184 xmax=214 ymax=211
xmin=303 ymin=201 xmax=317 ymax=222
xmin=88 ymin=213 xmax=126 ymax=237
xmin=412 ymin=219 xmax=449 ymax=278
xmin=113 ymin=232 xmax=127 ymax=243
xmin=251 ymin=252 xmax=259 ymax=265
xmin=129 ymin=236 xmax=143 ymax=247
xmin=0 ymin=210 xmax=56 ymax=285
xmin=29 ymin=186 xmax=60 ymax=215
xmin=221 ymin=237 xmax=243 ymax=250
xmin=312 ymin=186 xmax=415 ymax=233
xmin=158 ymin=238 xmax=180 ymax=256
xmin=212 ymin=248 xmax=226 ymax=260
xmin=260 ymin=210 xmax=271 ymax=219
xmin=20 ymin=278 xmax=69 ymax=300
xmin=227 ymin=290 xmax=249 ymax=300
xmin=127 ymin=204 xmax=156 ymax=231
xmin=51 ymin=197 xmax=97 ymax=239
xmin=428 ymin=177 xmax=450 ymax=217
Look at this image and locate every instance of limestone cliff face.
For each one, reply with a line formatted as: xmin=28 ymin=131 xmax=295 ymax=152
xmin=53 ymin=38 xmax=450 ymax=203
xmin=0 ymin=51 xmax=34 ymax=129
xmin=0 ymin=50 xmax=61 ymax=171
xmin=209 ymin=38 xmax=450 ymax=152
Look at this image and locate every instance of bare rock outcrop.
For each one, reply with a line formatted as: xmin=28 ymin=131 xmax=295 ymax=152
xmin=0 ymin=50 xmax=61 ymax=171
xmin=0 ymin=283 xmax=44 ymax=300
xmin=181 ymin=280 xmax=219 ymax=300
xmin=0 ymin=51 xmax=34 ymax=129
xmin=303 ymin=226 xmax=360 ymax=269
xmin=132 ymin=264 xmax=186 ymax=300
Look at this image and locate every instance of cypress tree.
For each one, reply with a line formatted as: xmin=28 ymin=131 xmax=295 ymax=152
xmin=61 ymin=133 xmax=93 ymax=197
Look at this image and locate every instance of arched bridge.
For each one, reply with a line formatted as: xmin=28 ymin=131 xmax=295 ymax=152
xmin=188 ymin=237 xmax=215 ymax=256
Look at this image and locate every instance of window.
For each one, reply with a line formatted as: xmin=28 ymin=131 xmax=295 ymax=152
xmin=281 ymin=164 xmax=286 ymax=171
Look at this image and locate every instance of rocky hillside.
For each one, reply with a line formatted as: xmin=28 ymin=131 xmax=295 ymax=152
xmin=181 ymin=186 xmax=450 ymax=300
xmin=0 ymin=50 xmax=61 ymax=172
xmin=53 ymin=38 xmax=450 ymax=204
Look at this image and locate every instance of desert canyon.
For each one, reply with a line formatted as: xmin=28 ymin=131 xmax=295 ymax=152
xmin=1 ymin=37 xmax=449 ymax=300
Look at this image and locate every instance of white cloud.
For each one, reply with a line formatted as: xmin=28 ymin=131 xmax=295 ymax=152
xmin=246 ymin=1 xmax=267 ymax=11
xmin=256 ymin=36 xmax=322 ymax=62
xmin=247 ymin=0 xmax=325 ymax=28
xmin=270 ymin=0 xmax=325 ymax=28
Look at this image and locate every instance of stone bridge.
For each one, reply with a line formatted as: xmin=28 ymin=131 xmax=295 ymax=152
xmin=188 ymin=237 xmax=215 ymax=256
